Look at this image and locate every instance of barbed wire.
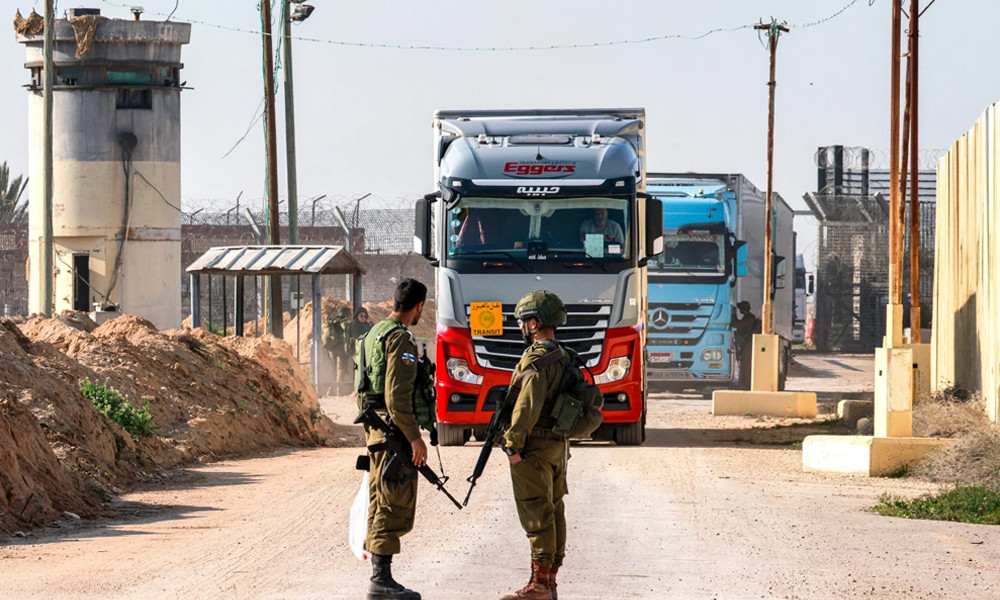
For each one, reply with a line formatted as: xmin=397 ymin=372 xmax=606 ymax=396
xmin=814 ymin=146 xmax=947 ymax=171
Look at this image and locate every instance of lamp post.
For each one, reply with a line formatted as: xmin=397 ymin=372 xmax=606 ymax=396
xmin=283 ymin=1 xmax=315 ymax=244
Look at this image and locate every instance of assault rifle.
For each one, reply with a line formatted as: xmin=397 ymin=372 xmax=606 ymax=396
xmin=354 ymin=406 xmax=463 ymax=510
xmin=463 ymin=385 xmax=514 ymax=506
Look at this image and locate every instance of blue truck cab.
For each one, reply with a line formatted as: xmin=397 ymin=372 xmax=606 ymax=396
xmin=646 ymin=179 xmax=745 ymax=388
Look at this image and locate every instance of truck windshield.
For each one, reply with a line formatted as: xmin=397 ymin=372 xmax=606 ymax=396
xmin=649 ymin=227 xmax=725 ymax=273
xmin=446 ymin=197 xmax=630 ymax=261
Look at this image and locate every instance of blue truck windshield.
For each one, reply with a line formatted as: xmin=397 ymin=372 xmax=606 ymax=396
xmin=446 ymin=197 xmax=630 ymax=263
xmin=649 ymin=230 xmax=725 ymax=273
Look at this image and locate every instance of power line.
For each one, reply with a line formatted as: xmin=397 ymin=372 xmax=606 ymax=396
xmin=97 ymin=0 xmax=867 ymax=52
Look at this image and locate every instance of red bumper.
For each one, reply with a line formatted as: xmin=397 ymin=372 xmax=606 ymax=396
xmin=435 ymin=325 xmax=644 ymax=426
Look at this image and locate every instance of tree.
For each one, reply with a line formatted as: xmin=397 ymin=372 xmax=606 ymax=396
xmin=0 ymin=162 xmax=28 ymax=223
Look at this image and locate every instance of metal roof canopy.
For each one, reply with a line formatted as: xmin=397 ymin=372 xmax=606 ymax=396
xmin=186 ymin=245 xmax=365 ymax=277
xmin=187 ymin=245 xmax=364 ymax=394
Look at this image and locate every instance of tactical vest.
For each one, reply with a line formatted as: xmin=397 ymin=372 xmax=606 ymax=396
xmin=516 ymin=340 xmax=563 ymax=431
xmin=354 ymin=318 xmax=407 ymax=396
xmin=354 ymin=319 xmax=437 ymax=433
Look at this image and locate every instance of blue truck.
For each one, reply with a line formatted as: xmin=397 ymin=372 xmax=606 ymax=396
xmin=644 ymin=173 xmax=795 ymax=391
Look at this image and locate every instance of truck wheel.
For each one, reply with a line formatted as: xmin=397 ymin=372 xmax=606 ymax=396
xmin=438 ymin=423 xmax=468 ymax=447
xmin=613 ymin=418 xmax=645 ymax=446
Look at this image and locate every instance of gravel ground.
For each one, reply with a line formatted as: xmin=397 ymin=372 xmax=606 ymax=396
xmin=3 ymin=353 xmax=999 ymax=599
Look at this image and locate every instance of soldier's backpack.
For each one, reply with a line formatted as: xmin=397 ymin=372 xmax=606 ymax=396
xmin=549 ymin=346 xmax=604 ymax=438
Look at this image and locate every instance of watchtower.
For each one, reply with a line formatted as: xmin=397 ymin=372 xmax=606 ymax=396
xmin=17 ymin=8 xmax=190 ymax=328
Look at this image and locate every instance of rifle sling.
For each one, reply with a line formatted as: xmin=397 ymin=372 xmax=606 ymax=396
xmin=502 ymin=346 xmax=566 ymax=406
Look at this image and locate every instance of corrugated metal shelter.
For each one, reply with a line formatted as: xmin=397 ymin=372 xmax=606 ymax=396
xmin=933 ymin=103 xmax=1000 ymax=422
xmin=186 ymin=246 xmax=365 ymax=389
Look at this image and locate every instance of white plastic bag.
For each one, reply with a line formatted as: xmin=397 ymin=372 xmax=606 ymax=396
xmin=349 ymin=471 xmax=370 ymax=561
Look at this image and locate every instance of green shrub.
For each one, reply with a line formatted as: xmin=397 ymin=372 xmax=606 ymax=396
xmin=81 ymin=378 xmax=155 ymax=439
xmin=873 ymin=485 xmax=1000 ymax=524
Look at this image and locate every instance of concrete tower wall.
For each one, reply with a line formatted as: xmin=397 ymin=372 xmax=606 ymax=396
xmin=19 ymin=14 xmax=189 ymax=329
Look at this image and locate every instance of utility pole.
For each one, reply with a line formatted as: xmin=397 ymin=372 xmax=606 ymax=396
xmin=754 ymin=19 xmax=788 ymax=336
xmin=887 ymin=0 xmax=903 ymax=345
xmin=908 ymin=0 xmax=921 ymax=342
xmin=42 ymin=0 xmax=54 ymax=316
xmin=282 ymin=0 xmax=299 ymax=245
xmin=261 ymin=0 xmax=284 ymax=338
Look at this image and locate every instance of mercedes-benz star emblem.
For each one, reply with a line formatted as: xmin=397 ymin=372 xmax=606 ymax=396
xmin=650 ymin=308 xmax=671 ymax=330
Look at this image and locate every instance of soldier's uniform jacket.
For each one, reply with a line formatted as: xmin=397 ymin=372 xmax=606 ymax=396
xmin=358 ymin=315 xmax=421 ymax=444
xmin=503 ymin=339 xmax=565 ymax=452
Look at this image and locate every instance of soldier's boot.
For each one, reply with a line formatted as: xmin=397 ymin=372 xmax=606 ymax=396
xmin=499 ymin=561 xmax=552 ymax=600
xmin=367 ymin=554 xmax=421 ymax=600
xmin=549 ymin=566 xmax=559 ymax=600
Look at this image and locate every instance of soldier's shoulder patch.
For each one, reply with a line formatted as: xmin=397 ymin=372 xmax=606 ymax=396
xmin=401 ymin=351 xmax=416 ymax=366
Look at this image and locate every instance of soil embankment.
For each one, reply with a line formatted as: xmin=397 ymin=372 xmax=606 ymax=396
xmin=1 ymin=312 xmax=347 ymax=536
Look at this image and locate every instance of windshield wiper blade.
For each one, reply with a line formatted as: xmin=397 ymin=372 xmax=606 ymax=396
xmin=459 ymin=249 xmax=531 ymax=272
xmin=555 ymin=250 xmax=609 ymax=272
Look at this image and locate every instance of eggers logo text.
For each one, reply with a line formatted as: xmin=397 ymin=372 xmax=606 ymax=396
xmin=504 ymin=162 xmax=576 ymax=176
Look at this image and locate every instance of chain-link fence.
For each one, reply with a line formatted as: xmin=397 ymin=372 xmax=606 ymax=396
xmin=806 ymin=193 xmax=935 ymax=352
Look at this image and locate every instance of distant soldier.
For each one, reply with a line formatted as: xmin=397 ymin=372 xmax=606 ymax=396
xmin=323 ymin=306 xmax=351 ymax=388
xmin=346 ymin=307 xmax=373 ymax=351
xmin=500 ymin=290 xmax=571 ymax=600
xmin=732 ymin=300 xmax=761 ymax=390
xmin=355 ymin=279 xmax=429 ymax=600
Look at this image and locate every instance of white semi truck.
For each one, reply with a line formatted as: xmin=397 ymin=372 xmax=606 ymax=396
xmin=414 ymin=109 xmax=663 ymax=445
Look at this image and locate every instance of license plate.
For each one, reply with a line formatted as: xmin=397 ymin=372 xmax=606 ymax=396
xmin=650 ymin=353 xmax=675 ymax=363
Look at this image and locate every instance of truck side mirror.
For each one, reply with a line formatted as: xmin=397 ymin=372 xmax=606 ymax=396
xmin=645 ymin=197 xmax=663 ymax=257
xmin=735 ymin=241 xmax=748 ymax=277
xmin=414 ymin=196 xmax=435 ymax=263
xmin=773 ymin=256 xmax=787 ymax=290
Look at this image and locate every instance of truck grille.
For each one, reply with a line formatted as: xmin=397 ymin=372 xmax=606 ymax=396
xmin=468 ymin=303 xmax=609 ymax=371
xmin=647 ymin=301 xmax=714 ymax=342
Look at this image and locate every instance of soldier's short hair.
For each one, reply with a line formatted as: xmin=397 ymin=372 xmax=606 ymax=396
xmin=394 ymin=278 xmax=427 ymax=312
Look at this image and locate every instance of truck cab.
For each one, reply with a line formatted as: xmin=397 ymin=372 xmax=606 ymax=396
xmin=646 ymin=183 xmax=745 ymax=388
xmin=415 ymin=109 xmax=662 ymax=445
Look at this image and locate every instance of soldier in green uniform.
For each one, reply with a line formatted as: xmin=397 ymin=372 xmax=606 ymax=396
xmin=732 ymin=300 xmax=761 ymax=390
xmin=500 ymin=290 xmax=570 ymax=600
xmin=356 ymin=279 xmax=428 ymax=600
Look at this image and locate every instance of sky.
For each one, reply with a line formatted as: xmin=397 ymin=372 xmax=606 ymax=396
xmin=4 ymin=0 xmax=1000 ymax=269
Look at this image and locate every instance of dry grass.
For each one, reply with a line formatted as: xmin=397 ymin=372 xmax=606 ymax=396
xmin=910 ymin=390 xmax=1000 ymax=490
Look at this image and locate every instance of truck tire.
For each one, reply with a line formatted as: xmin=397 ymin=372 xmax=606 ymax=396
xmin=613 ymin=417 xmax=645 ymax=446
xmin=438 ymin=423 xmax=468 ymax=447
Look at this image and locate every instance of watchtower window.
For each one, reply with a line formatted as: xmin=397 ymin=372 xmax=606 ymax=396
xmin=116 ymin=89 xmax=152 ymax=110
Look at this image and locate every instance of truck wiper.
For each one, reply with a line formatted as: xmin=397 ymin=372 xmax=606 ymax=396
xmin=459 ymin=249 xmax=531 ymax=272
xmin=555 ymin=250 xmax=609 ymax=272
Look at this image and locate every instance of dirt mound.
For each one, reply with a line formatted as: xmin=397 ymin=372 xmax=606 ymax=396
xmin=1 ymin=313 xmax=349 ymax=536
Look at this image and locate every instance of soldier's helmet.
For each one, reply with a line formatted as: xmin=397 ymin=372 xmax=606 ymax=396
xmin=514 ymin=290 xmax=567 ymax=329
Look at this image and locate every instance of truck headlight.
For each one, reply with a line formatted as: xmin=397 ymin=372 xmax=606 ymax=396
xmin=701 ymin=349 xmax=724 ymax=362
xmin=445 ymin=358 xmax=482 ymax=385
xmin=596 ymin=357 xmax=631 ymax=384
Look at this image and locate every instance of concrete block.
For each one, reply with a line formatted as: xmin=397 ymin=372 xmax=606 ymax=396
xmin=712 ymin=390 xmax=818 ymax=418
xmin=874 ymin=347 xmax=913 ymax=437
xmin=837 ymin=399 xmax=873 ymax=428
xmin=802 ymin=435 xmax=952 ymax=477
xmin=750 ymin=333 xmax=780 ymax=392
xmin=904 ymin=343 xmax=931 ymax=401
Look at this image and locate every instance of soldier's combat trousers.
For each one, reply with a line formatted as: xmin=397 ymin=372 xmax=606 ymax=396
xmin=366 ymin=435 xmax=418 ymax=556
xmin=509 ymin=434 xmax=568 ymax=568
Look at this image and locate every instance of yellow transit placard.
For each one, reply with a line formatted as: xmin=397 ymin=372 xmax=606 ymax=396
xmin=470 ymin=302 xmax=503 ymax=336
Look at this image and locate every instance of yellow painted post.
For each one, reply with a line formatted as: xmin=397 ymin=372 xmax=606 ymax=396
xmin=875 ymin=347 xmax=913 ymax=437
xmin=750 ymin=333 xmax=780 ymax=392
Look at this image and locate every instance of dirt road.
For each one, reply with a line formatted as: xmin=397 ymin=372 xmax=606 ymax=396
xmin=3 ymin=354 xmax=999 ymax=599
